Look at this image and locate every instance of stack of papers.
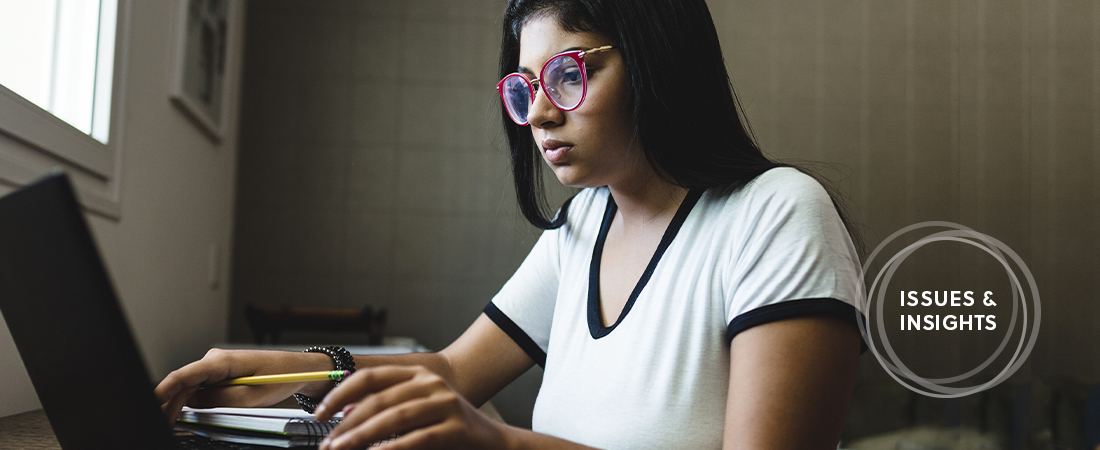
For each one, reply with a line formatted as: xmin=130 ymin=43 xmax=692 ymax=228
xmin=175 ymin=407 xmax=343 ymax=448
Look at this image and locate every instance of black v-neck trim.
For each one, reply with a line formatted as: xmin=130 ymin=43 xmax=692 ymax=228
xmin=587 ymin=188 xmax=705 ymax=339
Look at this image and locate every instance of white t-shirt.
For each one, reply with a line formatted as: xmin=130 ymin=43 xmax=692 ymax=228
xmin=484 ymin=167 xmax=866 ymax=449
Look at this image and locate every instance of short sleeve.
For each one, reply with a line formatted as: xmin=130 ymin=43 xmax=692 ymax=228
xmin=484 ymin=228 xmax=560 ymax=368
xmin=723 ymin=169 xmax=867 ymax=351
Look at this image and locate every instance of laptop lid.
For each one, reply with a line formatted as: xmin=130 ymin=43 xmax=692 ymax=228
xmin=0 ymin=173 xmax=174 ymax=449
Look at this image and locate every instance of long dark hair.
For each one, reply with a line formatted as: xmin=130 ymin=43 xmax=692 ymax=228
xmin=500 ymin=0 xmax=863 ymax=255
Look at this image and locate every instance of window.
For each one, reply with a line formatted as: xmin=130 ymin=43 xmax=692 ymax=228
xmin=0 ymin=0 xmax=117 ymax=143
xmin=0 ymin=0 xmax=124 ymax=218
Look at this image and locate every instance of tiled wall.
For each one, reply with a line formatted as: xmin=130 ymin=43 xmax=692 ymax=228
xmin=233 ymin=0 xmax=520 ymax=346
xmin=230 ymin=0 xmax=550 ymax=426
xmin=231 ymin=0 xmax=1099 ymax=427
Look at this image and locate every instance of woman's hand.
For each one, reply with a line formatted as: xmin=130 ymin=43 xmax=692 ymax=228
xmin=154 ymin=348 xmax=333 ymax=424
xmin=314 ymin=365 xmax=510 ymax=450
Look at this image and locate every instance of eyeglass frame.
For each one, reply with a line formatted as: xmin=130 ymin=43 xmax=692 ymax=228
xmin=495 ymin=45 xmax=616 ymax=126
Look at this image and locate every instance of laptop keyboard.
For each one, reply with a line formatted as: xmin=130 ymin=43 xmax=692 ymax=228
xmin=173 ymin=434 xmax=279 ymax=449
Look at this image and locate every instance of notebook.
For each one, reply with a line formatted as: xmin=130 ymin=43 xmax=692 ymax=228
xmin=177 ymin=407 xmax=342 ymax=436
xmin=0 ymin=173 xmax=305 ymax=449
xmin=173 ymin=422 xmax=330 ymax=449
xmin=175 ymin=407 xmax=396 ymax=448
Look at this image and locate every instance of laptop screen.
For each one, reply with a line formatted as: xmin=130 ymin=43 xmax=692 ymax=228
xmin=0 ymin=174 xmax=174 ymax=449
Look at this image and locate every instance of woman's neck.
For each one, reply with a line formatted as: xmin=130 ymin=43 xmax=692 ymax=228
xmin=606 ymin=166 xmax=688 ymax=233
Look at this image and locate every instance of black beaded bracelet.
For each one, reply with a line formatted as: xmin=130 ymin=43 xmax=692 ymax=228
xmin=292 ymin=392 xmax=320 ymax=414
xmin=293 ymin=345 xmax=356 ymax=413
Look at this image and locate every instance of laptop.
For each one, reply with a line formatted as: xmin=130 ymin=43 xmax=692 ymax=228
xmin=0 ymin=173 xmax=271 ymax=449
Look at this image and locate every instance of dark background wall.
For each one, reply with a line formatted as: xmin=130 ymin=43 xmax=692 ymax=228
xmin=229 ymin=0 xmax=548 ymax=427
xmin=229 ymin=0 xmax=1099 ymax=428
xmin=712 ymin=0 xmax=1098 ymax=384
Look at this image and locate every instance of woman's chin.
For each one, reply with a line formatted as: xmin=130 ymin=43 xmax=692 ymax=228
xmin=550 ymin=167 xmax=594 ymax=189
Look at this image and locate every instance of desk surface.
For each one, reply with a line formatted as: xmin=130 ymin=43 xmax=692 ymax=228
xmin=0 ymin=408 xmax=318 ymax=449
xmin=0 ymin=409 xmax=59 ymax=450
xmin=0 ymin=409 xmax=309 ymax=449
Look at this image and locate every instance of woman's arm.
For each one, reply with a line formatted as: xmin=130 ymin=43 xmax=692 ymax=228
xmin=723 ymin=315 xmax=862 ymax=450
xmin=310 ymin=315 xmax=609 ymax=450
xmin=158 ymin=313 xmax=536 ymax=425
xmin=309 ymin=313 xmax=537 ymax=405
xmin=296 ymin=313 xmax=535 ymax=407
xmin=315 ymin=364 xmax=604 ymax=450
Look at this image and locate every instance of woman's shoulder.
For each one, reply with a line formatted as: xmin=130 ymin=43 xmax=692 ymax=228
xmin=747 ymin=167 xmax=829 ymax=199
xmin=707 ymin=167 xmax=831 ymax=214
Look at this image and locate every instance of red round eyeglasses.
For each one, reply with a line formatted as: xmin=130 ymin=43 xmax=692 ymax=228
xmin=496 ymin=46 xmax=616 ymax=126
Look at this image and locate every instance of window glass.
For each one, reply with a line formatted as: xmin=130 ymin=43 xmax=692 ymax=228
xmin=0 ymin=0 xmax=118 ymax=143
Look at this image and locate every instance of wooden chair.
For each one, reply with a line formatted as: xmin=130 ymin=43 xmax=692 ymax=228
xmin=244 ymin=303 xmax=387 ymax=345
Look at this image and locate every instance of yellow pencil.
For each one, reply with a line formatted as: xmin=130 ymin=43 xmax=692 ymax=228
xmin=212 ymin=370 xmax=350 ymax=386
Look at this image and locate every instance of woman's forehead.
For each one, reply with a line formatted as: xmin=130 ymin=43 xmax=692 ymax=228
xmin=517 ymin=16 xmax=607 ymax=71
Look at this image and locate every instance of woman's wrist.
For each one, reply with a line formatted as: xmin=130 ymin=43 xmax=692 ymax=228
xmin=496 ymin=422 xmax=523 ymax=450
xmin=294 ymin=351 xmax=341 ymax=398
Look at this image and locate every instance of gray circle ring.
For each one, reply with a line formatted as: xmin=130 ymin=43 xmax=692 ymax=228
xmin=859 ymin=226 xmax=1038 ymax=397
xmin=855 ymin=221 xmax=1041 ymax=398
xmin=872 ymin=235 xmax=1025 ymax=396
xmin=866 ymin=233 xmax=1027 ymax=397
xmin=865 ymin=235 xmax=1023 ymax=396
xmin=874 ymin=231 xmax=1020 ymax=385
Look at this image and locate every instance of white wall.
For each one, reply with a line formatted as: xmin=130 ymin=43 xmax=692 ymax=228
xmin=0 ymin=0 xmax=245 ymax=417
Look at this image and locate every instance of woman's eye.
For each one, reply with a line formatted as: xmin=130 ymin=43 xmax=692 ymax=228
xmin=562 ymin=68 xmax=582 ymax=84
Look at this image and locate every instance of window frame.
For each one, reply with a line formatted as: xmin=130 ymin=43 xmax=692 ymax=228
xmin=0 ymin=0 xmax=130 ymax=219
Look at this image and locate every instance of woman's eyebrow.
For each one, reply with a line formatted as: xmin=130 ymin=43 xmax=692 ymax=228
xmin=517 ymin=46 xmax=591 ymax=74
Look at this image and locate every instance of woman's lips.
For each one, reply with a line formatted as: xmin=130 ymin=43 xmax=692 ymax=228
xmin=544 ymin=145 xmax=572 ymax=163
xmin=542 ymin=139 xmax=574 ymax=164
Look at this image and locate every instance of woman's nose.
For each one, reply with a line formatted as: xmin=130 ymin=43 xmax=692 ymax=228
xmin=526 ymin=85 xmax=563 ymax=128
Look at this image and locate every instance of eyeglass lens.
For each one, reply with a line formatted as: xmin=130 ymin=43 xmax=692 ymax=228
xmin=503 ymin=54 xmax=584 ymax=124
xmin=543 ymin=55 xmax=584 ymax=109
xmin=502 ymin=76 xmax=530 ymax=124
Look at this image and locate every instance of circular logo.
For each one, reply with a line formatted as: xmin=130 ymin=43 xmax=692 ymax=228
xmin=855 ymin=221 xmax=1041 ymax=398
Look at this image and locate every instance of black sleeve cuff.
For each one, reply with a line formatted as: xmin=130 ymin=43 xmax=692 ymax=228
xmin=483 ymin=302 xmax=548 ymax=368
xmin=727 ymin=298 xmax=869 ymax=354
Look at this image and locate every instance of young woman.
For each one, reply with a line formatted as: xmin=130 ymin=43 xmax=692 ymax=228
xmin=156 ymin=1 xmax=867 ymax=449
